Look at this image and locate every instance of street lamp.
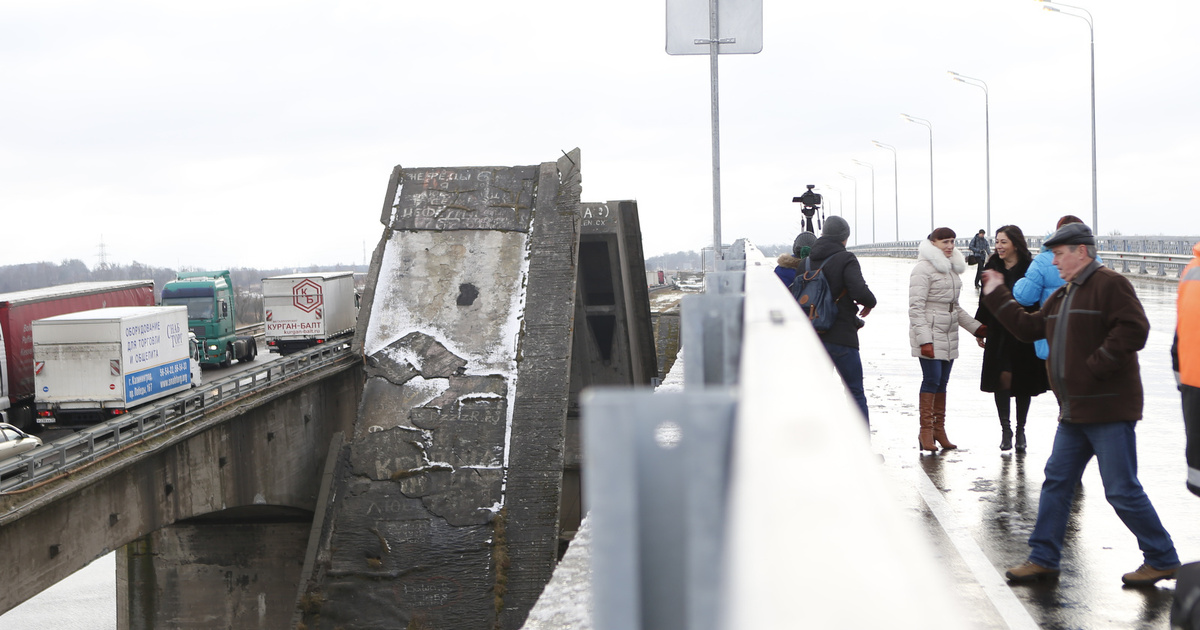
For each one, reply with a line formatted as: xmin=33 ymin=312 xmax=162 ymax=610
xmin=850 ymin=159 xmax=875 ymax=244
xmin=1038 ymin=0 xmax=1097 ymax=234
xmin=838 ymin=172 xmax=858 ymax=245
xmin=948 ymin=71 xmax=991 ymax=237
xmin=824 ymin=184 xmax=842 ymax=218
xmin=901 ymin=113 xmax=935 ymax=232
xmin=871 ymin=141 xmax=899 ymax=242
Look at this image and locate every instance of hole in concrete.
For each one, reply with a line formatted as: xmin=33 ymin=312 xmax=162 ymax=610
xmin=165 ymin=483 xmax=173 ymax=498
xmin=654 ymin=420 xmax=682 ymax=450
xmin=219 ymin=456 xmax=227 ymax=468
xmin=109 ymin=513 xmax=119 ymax=526
xmin=587 ymin=315 xmax=616 ymax=362
xmin=457 ymin=283 xmax=479 ymax=306
xmin=579 ymin=241 xmax=616 ymax=305
xmin=304 ymin=414 xmax=312 ymax=424
xmin=267 ymin=432 xmax=275 ymax=442
xmin=49 ymin=544 xmax=60 ymax=559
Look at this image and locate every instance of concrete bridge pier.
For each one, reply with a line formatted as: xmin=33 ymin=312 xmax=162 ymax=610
xmin=118 ymin=513 xmax=310 ymax=629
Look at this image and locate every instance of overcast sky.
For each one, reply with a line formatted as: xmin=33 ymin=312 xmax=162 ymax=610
xmin=2 ymin=0 xmax=1197 ymax=270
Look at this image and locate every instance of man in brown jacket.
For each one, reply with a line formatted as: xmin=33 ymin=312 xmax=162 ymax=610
xmin=980 ymin=222 xmax=1181 ymax=587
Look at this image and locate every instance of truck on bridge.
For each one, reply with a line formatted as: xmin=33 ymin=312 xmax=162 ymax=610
xmin=161 ymin=270 xmax=257 ymax=367
xmin=32 ymin=306 xmax=200 ymax=428
xmin=262 ymin=271 xmax=358 ymax=355
xmin=0 ymin=280 xmax=155 ymax=431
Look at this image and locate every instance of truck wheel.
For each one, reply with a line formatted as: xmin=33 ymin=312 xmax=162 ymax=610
xmin=220 ymin=347 xmax=233 ymax=368
xmin=241 ymin=341 xmax=257 ymax=363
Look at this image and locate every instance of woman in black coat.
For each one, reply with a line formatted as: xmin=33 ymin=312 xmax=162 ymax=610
xmin=974 ymin=225 xmax=1049 ymax=452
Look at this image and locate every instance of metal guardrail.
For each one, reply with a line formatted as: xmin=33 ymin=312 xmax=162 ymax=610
xmin=850 ymin=240 xmax=1195 ymax=279
xmin=581 ymin=239 xmax=962 ymax=629
xmin=0 ymin=342 xmax=355 ymax=493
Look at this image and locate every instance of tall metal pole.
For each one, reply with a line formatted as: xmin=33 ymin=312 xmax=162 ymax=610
xmin=1088 ymin=19 xmax=1097 ymax=235
xmin=902 ymin=114 xmax=934 ymax=231
xmin=851 ymin=159 xmax=875 ymax=244
xmin=838 ymin=172 xmax=858 ymax=245
xmin=1041 ymin=1 xmax=1097 ymax=234
xmin=948 ymin=72 xmax=991 ymax=236
xmin=824 ymin=184 xmax=842 ymax=217
xmin=708 ymin=0 xmax=722 ymax=263
xmin=872 ymin=141 xmax=899 ymax=242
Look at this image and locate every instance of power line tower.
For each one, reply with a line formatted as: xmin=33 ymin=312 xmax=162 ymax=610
xmin=97 ymin=236 xmax=110 ymax=270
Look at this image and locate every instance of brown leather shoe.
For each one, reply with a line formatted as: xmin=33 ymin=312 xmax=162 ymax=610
xmin=1121 ymin=563 xmax=1178 ymax=587
xmin=1005 ymin=561 xmax=1060 ymax=583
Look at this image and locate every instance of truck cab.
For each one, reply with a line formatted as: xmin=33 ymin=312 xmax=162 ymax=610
xmin=161 ymin=270 xmax=256 ymax=368
xmin=188 ymin=332 xmax=203 ymax=386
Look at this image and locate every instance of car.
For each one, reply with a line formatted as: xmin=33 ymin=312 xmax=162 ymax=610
xmin=0 ymin=422 xmax=42 ymax=460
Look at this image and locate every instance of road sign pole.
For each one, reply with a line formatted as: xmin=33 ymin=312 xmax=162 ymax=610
xmin=708 ymin=0 xmax=722 ymax=266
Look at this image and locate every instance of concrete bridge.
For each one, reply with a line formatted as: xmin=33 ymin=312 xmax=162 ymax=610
xmin=0 ymin=349 xmax=360 ymax=626
xmin=0 ymin=149 xmax=662 ymax=629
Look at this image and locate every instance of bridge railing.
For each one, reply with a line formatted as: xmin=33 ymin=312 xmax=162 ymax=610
xmin=580 ymin=240 xmax=963 ymax=629
xmin=850 ymin=237 xmax=1197 ymax=279
xmin=0 ymin=342 xmax=355 ymax=493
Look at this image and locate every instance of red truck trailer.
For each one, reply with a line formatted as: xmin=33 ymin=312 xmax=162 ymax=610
xmin=0 ymin=280 xmax=155 ymax=431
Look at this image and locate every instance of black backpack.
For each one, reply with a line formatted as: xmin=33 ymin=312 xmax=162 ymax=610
xmin=789 ymin=254 xmax=846 ymax=333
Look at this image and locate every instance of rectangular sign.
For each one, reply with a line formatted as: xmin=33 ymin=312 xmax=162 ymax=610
xmin=124 ymin=358 xmax=191 ymax=404
xmin=666 ymin=0 xmax=763 ymax=55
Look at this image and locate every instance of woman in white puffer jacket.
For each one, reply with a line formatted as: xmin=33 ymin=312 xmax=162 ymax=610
xmin=909 ymin=227 xmax=988 ymax=453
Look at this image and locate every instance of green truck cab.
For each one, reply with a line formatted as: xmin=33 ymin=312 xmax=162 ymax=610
xmin=161 ymin=270 xmax=257 ymax=368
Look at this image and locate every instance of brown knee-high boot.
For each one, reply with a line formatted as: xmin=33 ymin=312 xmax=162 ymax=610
xmin=931 ymin=392 xmax=956 ymax=449
xmin=919 ymin=393 xmax=937 ymax=452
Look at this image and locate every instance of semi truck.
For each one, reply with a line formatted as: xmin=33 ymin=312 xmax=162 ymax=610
xmin=161 ymin=270 xmax=257 ymax=367
xmin=32 ymin=306 xmax=198 ymax=428
xmin=262 ymin=272 xmax=358 ymax=355
xmin=0 ymin=280 xmax=155 ymax=431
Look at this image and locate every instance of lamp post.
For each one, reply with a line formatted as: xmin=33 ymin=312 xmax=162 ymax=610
xmin=901 ymin=113 xmax=935 ymax=232
xmin=838 ymin=172 xmax=858 ymax=245
xmin=948 ymin=71 xmax=991 ymax=237
xmin=871 ymin=141 xmax=899 ymax=242
xmin=850 ymin=159 xmax=875 ymax=244
xmin=824 ymin=184 xmax=842 ymax=217
xmin=1038 ymin=0 xmax=1098 ymax=235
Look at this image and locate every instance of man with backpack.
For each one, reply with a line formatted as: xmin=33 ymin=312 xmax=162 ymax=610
xmin=799 ymin=215 xmax=878 ymax=425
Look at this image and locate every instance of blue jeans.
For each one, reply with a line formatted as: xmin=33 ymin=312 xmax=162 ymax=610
xmin=918 ymin=358 xmax=953 ymax=394
xmin=1027 ymin=421 xmax=1179 ymax=570
xmin=822 ymin=342 xmax=869 ymax=425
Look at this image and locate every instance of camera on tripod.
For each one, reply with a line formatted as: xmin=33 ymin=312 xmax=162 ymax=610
xmin=792 ymin=184 xmax=823 ymax=233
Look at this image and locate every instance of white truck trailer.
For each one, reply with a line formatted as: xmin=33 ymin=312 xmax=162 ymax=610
xmin=32 ymin=306 xmax=196 ymax=427
xmin=263 ymin=272 xmax=358 ymax=355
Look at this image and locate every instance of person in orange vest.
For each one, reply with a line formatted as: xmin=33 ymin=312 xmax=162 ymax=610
xmin=1174 ymin=240 xmax=1200 ymax=496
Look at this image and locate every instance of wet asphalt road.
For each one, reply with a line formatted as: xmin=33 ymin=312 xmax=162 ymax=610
xmin=855 ymin=256 xmax=1192 ymax=629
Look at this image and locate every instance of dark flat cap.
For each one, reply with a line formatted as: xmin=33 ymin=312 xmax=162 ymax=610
xmin=1043 ymin=222 xmax=1095 ymax=247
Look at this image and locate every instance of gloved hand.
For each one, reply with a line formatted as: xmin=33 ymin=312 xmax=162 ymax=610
xmin=920 ymin=343 xmax=935 ymax=359
xmin=975 ymin=325 xmax=988 ymax=339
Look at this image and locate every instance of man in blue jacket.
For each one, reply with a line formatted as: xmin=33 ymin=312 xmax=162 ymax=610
xmin=806 ymin=216 xmax=878 ymax=425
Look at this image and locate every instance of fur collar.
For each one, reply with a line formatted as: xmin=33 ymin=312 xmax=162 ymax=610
xmin=918 ymin=239 xmax=966 ymax=274
xmin=776 ymin=253 xmax=801 ymax=270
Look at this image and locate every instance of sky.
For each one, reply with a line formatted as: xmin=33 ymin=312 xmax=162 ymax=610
xmin=2 ymin=0 xmax=1198 ymax=270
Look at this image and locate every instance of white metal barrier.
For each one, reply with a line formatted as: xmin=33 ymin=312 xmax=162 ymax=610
xmin=580 ymin=240 xmax=964 ymax=630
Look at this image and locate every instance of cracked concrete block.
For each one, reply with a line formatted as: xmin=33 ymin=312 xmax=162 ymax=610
xmin=368 ymin=331 xmax=469 ymax=382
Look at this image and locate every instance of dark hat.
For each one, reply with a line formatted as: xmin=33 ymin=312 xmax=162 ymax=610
xmin=1043 ymin=222 xmax=1095 ymax=247
xmin=793 ymin=232 xmax=817 ymax=256
xmin=929 ymin=227 xmax=956 ymax=241
xmin=822 ymin=215 xmax=851 ymax=242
